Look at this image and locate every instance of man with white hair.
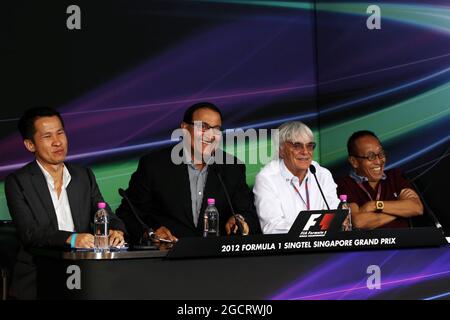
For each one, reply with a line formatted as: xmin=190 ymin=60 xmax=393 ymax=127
xmin=253 ymin=121 xmax=340 ymax=234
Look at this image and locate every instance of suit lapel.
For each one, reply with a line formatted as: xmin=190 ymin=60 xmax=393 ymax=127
xmin=29 ymin=161 xmax=58 ymax=229
xmin=173 ymin=161 xmax=195 ymax=229
xmin=66 ymin=164 xmax=83 ymax=232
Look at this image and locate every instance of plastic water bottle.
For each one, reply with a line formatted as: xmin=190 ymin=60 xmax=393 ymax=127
xmin=203 ymin=198 xmax=219 ymax=237
xmin=338 ymin=195 xmax=352 ymax=231
xmin=94 ymin=202 xmax=109 ymax=252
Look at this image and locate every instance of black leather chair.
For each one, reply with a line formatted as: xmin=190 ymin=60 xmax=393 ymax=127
xmin=0 ymin=221 xmax=20 ymax=300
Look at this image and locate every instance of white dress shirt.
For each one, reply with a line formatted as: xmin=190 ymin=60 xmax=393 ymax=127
xmin=253 ymin=159 xmax=340 ymax=234
xmin=36 ymin=160 xmax=75 ymax=232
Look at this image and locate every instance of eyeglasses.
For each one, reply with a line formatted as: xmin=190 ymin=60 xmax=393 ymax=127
xmin=188 ymin=121 xmax=222 ymax=134
xmin=285 ymin=141 xmax=316 ymax=152
xmin=353 ymin=150 xmax=386 ymax=161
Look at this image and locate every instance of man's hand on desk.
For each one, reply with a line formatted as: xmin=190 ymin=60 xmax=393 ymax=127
xmin=154 ymin=226 xmax=178 ymax=243
xmin=109 ymin=230 xmax=125 ymax=247
xmin=225 ymin=215 xmax=249 ymax=236
xmin=66 ymin=233 xmax=95 ymax=248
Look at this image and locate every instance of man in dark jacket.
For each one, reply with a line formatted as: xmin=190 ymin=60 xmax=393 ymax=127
xmin=5 ymin=107 xmax=126 ymax=299
xmin=116 ymin=102 xmax=261 ymax=242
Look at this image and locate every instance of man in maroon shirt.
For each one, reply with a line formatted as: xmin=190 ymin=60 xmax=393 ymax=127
xmin=336 ymin=131 xmax=423 ymax=229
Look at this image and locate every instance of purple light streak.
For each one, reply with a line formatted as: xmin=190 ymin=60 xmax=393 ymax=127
xmin=270 ymin=247 xmax=450 ymax=300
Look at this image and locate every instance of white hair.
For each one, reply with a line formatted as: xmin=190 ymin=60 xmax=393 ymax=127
xmin=278 ymin=121 xmax=314 ymax=146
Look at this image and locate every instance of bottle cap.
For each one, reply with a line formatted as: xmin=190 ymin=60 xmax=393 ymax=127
xmin=207 ymin=198 xmax=215 ymax=205
xmin=339 ymin=195 xmax=347 ymax=201
xmin=98 ymin=202 xmax=106 ymax=209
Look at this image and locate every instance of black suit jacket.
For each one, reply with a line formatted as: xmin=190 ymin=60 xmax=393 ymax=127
xmin=116 ymin=147 xmax=261 ymax=241
xmin=4 ymin=161 xmax=125 ymax=299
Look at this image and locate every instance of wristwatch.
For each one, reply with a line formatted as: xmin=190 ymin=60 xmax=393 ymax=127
xmin=375 ymin=201 xmax=384 ymax=212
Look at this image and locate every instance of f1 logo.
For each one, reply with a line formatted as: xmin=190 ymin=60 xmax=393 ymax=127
xmin=303 ymin=213 xmax=334 ymax=231
xmin=303 ymin=214 xmax=322 ymax=231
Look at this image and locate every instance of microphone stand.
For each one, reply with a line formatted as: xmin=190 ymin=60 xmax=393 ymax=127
xmin=213 ymin=166 xmax=245 ymax=236
xmin=118 ymin=188 xmax=157 ymax=249
xmin=309 ymin=164 xmax=331 ymax=210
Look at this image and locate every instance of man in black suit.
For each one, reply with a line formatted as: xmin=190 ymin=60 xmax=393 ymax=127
xmin=116 ymin=102 xmax=261 ymax=242
xmin=4 ymin=107 xmax=126 ymax=299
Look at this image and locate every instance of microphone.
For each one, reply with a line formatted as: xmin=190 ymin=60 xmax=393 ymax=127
xmin=309 ymin=164 xmax=331 ymax=210
xmin=409 ymin=181 xmax=444 ymax=231
xmin=212 ymin=166 xmax=245 ymax=236
xmin=118 ymin=188 xmax=158 ymax=249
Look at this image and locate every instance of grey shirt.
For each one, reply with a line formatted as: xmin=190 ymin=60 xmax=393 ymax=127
xmin=187 ymin=163 xmax=209 ymax=227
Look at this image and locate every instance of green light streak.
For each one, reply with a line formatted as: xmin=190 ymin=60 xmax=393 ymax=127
xmin=1 ymin=82 xmax=449 ymax=220
xmin=199 ymin=1 xmax=450 ymax=34
xmin=195 ymin=0 xmax=312 ymax=10
xmin=0 ymin=183 xmax=6 ymax=220
xmin=0 ymin=130 xmax=320 ymax=219
xmin=1 ymin=77 xmax=449 ymax=220
xmin=321 ymin=82 xmax=450 ymax=165
xmin=317 ymin=2 xmax=450 ymax=34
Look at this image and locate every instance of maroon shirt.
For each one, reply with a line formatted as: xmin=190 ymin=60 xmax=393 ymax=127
xmin=336 ymin=168 xmax=414 ymax=229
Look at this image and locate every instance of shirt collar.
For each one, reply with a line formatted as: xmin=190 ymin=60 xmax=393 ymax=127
xmin=349 ymin=169 xmax=386 ymax=183
xmin=183 ymin=148 xmax=215 ymax=170
xmin=36 ymin=160 xmax=71 ymax=189
xmin=279 ymin=159 xmax=310 ymax=184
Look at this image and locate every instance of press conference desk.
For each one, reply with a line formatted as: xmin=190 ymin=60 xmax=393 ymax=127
xmin=34 ymin=229 xmax=450 ymax=300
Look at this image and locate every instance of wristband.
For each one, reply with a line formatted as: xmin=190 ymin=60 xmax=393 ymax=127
xmin=70 ymin=233 xmax=78 ymax=249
